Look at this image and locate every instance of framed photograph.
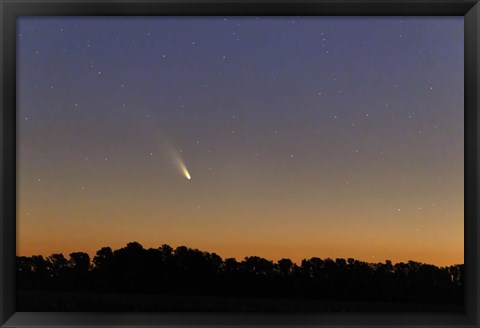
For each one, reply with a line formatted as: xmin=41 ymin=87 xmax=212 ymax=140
xmin=1 ymin=0 xmax=479 ymax=327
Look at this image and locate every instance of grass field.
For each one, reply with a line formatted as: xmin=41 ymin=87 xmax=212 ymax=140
xmin=17 ymin=290 xmax=464 ymax=312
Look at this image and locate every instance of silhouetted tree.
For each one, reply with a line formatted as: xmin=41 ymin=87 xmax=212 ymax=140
xmin=16 ymin=242 xmax=464 ymax=307
xmin=69 ymin=252 xmax=90 ymax=273
xmin=278 ymin=258 xmax=293 ymax=276
xmin=93 ymin=247 xmax=113 ymax=269
xmin=47 ymin=254 xmax=68 ymax=278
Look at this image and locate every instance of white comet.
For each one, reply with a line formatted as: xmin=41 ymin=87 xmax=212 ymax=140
xmin=180 ymin=161 xmax=191 ymax=180
xmin=174 ymin=155 xmax=191 ymax=180
xmin=164 ymin=143 xmax=191 ymax=180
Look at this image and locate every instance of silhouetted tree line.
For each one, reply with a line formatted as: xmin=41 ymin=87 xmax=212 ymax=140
xmin=17 ymin=242 xmax=463 ymax=304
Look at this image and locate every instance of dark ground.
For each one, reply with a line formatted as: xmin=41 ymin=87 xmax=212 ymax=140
xmin=17 ymin=290 xmax=464 ymax=312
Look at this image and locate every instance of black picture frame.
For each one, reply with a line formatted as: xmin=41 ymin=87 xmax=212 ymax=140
xmin=1 ymin=0 xmax=479 ymax=327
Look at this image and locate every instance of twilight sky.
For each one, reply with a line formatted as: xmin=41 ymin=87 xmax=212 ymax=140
xmin=17 ymin=17 xmax=464 ymax=266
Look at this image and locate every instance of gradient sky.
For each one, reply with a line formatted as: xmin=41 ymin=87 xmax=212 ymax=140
xmin=17 ymin=17 xmax=464 ymax=266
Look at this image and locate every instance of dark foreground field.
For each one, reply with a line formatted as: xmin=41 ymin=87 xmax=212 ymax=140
xmin=17 ymin=290 xmax=463 ymax=312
